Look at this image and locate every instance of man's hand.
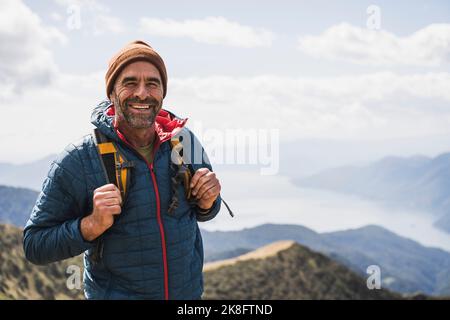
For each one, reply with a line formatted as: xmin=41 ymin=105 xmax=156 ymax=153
xmin=81 ymin=184 xmax=122 ymax=242
xmin=190 ymin=168 xmax=221 ymax=210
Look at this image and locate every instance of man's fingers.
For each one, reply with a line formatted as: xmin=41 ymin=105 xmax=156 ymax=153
xmin=195 ymin=181 xmax=217 ymax=199
xmin=195 ymin=181 xmax=213 ymax=199
xmin=96 ymin=190 xmax=121 ymax=198
xmin=95 ymin=183 xmax=119 ymax=193
xmin=192 ymin=171 xmax=216 ymax=194
xmin=190 ymin=168 xmax=209 ymax=190
xmin=94 ymin=189 xmax=122 ymax=205
xmin=98 ymin=198 xmax=122 ymax=207
xmin=192 ymin=174 xmax=209 ymax=195
xmin=197 ymin=184 xmax=220 ymax=200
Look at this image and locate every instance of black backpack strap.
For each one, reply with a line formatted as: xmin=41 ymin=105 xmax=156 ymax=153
xmin=90 ymin=129 xmax=134 ymax=263
xmin=93 ymin=129 xmax=117 ymax=187
xmin=93 ymin=128 xmax=133 ymax=200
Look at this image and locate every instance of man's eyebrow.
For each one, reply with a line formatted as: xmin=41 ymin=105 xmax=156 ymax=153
xmin=145 ymin=77 xmax=161 ymax=84
xmin=121 ymin=76 xmax=137 ymax=84
xmin=121 ymin=76 xmax=161 ymax=84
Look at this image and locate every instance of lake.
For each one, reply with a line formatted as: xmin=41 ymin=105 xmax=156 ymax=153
xmin=203 ymin=170 xmax=450 ymax=253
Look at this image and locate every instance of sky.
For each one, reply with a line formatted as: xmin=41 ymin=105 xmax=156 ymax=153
xmin=0 ymin=0 xmax=450 ymax=165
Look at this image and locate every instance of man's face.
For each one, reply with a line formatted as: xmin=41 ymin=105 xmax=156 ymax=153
xmin=111 ymin=61 xmax=163 ymax=129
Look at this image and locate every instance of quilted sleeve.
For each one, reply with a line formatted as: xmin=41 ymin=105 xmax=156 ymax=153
xmin=23 ymin=143 xmax=94 ymax=265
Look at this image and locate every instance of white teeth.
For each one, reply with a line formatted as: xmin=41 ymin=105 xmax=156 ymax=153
xmin=130 ymin=104 xmax=150 ymax=109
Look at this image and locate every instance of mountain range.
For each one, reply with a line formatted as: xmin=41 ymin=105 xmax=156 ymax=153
xmin=0 ymin=186 xmax=38 ymax=227
xmin=2 ymin=151 xmax=450 ymax=297
xmin=0 ymin=155 xmax=56 ymax=191
xmin=294 ymin=153 xmax=450 ymax=234
xmin=201 ymin=224 xmax=450 ymax=296
xmin=1 ymin=221 xmax=449 ymax=299
xmin=2 ymin=184 xmax=450 ymax=296
xmin=203 ymin=241 xmax=399 ymax=299
xmin=0 ymin=223 xmax=400 ymax=300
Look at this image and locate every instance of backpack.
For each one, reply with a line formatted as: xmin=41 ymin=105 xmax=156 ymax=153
xmin=90 ymin=129 xmax=234 ymax=261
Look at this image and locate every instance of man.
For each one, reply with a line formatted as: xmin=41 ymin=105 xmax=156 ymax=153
xmin=23 ymin=40 xmax=222 ymax=300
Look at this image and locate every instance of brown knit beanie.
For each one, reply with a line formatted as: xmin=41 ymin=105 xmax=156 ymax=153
xmin=105 ymin=40 xmax=168 ymax=99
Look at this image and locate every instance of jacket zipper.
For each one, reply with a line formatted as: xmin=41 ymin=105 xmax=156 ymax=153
xmin=149 ymin=162 xmax=169 ymax=300
xmin=114 ymin=132 xmax=170 ymax=300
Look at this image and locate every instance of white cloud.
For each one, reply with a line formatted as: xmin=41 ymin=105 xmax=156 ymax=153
xmin=0 ymin=0 xmax=67 ymax=99
xmin=1 ymin=2 xmax=449 ymax=163
xmin=297 ymin=23 xmax=450 ymax=66
xmin=140 ymin=16 xmax=274 ymax=48
xmin=0 ymin=70 xmax=104 ymax=162
xmin=165 ymin=72 xmax=450 ymax=142
xmin=2 ymin=71 xmax=450 ymax=163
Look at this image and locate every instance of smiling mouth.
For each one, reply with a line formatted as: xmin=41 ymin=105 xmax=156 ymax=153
xmin=129 ymin=103 xmax=152 ymax=110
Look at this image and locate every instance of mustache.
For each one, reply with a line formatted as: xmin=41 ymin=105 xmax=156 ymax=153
xmin=124 ymin=97 xmax=159 ymax=107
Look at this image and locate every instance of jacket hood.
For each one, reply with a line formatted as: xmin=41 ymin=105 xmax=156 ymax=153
xmin=91 ymin=100 xmax=188 ymax=145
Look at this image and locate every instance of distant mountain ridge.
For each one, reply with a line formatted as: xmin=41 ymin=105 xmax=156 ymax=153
xmin=203 ymin=240 xmax=399 ymax=299
xmin=294 ymin=153 xmax=450 ymax=233
xmin=3 ymin=151 xmax=450 ymax=298
xmin=0 ymin=186 xmax=38 ymax=227
xmin=0 ymin=155 xmax=56 ymax=191
xmin=201 ymin=223 xmax=450 ymax=296
xmin=0 ymin=224 xmax=399 ymax=300
xmin=204 ymin=241 xmax=295 ymax=272
xmin=3 ymin=185 xmax=450 ymax=296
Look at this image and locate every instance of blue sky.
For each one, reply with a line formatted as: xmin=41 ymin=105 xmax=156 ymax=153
xmin=24 ymin=0 xmax=450 ymax=76
xmin=1 ymin=0 xmax=450 ymax=164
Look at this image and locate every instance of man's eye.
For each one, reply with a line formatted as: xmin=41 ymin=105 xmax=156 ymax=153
xmin=125 ymin=82 xmax=136 ymax=87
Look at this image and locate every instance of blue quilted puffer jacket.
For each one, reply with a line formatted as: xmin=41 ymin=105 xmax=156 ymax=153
xmin=23 ymin=101 xmax=221 ymax=300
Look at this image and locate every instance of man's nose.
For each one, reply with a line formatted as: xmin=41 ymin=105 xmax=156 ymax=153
xmin=134 ymin=82 xmax=149 ymax=100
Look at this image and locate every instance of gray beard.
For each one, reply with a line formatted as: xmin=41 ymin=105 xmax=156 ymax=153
xmin=121 ymin=106 xmax=158 ymax=129
xmin=113 ymin=95 xmax=161 ymax=129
